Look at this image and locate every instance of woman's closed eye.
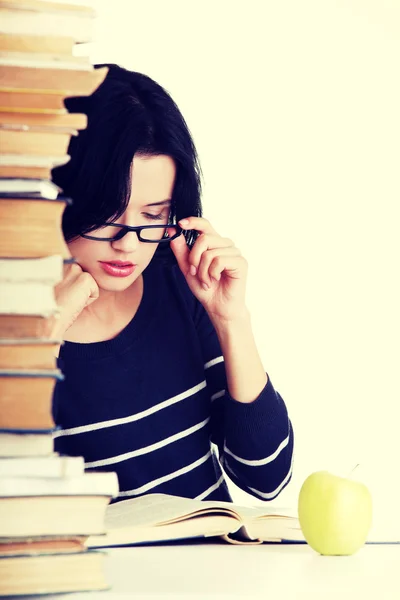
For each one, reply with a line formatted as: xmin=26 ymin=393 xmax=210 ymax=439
xmin=143 ymin=212 xmax=168 ymax=221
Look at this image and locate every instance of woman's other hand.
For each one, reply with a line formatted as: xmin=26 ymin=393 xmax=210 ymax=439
xmin=51 ymin=262 xmax=99 ymax=339
xmin=169 ymin=217 xmax=249 ymax=324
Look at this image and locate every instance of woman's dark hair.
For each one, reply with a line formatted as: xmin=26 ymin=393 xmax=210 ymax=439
xmin=51 ymin=63 xmax=202 ymax=260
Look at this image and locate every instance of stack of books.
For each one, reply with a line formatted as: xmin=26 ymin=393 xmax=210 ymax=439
xmin=0 ymin=0 xmax=107 ymax=179
xmin=0 ymin=458 xmax=119 ymax=596
xmin=0 ymin=0 xmax=117 ymax=595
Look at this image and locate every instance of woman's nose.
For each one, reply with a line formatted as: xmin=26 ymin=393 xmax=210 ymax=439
xmin=110 ymin=229 xmax=140 ymax=253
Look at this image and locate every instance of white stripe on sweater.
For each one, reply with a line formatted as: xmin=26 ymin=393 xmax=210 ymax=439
xmin=211 ymin=389 xmax=225 ymax=402
xmin=84 ymin=417 xmax=210 ymax=468
xmin=204 ymin=356 xmax=224 ymax=370
xmin=223 ymin=432 xmax=290 ymax=466
xmin=247 ymin=453 xmax=294 ymax=500
xmin=117 ymin=450 xmax=212 ymax=497
xmin=195 ymin=474 xmax=225 ymax=500
xmin=223 ymin=452 xmax=294 ymax=500
xmin=53 ymin=380 xmax=207 ymax=438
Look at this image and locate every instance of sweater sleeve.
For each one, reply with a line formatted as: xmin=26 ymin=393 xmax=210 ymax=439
xmin=194 ymin=297 xmax=295 ymax=502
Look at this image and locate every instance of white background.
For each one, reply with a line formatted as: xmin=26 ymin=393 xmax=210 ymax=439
xmin=69 ymin=1 xmax=399 ymax=524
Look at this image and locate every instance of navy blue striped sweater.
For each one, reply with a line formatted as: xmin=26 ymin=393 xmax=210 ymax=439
xmin=53 ymin=258 xmax=294 ymax=503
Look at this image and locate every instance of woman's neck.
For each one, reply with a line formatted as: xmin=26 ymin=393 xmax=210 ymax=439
xmin=63 ymin=275 xmax=144 ymax=344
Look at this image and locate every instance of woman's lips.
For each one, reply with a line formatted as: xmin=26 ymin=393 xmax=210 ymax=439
xmin=99 ymin=261 xmax=136 ymax=277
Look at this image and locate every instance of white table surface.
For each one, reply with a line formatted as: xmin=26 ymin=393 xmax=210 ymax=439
xmin=32 ymin=540 xmax=399 ymax=600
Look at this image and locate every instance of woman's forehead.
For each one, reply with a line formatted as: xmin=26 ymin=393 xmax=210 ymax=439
xmin=129 ymin=155 xmax=176 ymax=206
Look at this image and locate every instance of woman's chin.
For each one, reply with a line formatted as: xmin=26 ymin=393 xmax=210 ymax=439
xmin=94 ymin=270 xmax=140 ymax=293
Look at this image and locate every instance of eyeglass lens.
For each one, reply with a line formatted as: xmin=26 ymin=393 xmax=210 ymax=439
xmin=89 ymin=224 xmax=179 ymax=241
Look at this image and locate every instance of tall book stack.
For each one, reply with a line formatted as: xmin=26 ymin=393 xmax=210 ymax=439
xmin=0 ymin=0 xmax=119 ymax=596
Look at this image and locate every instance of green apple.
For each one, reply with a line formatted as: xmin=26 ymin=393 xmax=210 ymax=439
xmin=298 ymin=470 xmax=373 ymax=555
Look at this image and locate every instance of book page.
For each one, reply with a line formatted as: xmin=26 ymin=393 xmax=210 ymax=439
xmin=105 ymin=494 xmax=242 ymax=530
xmin=88 ymin=514 xmax=243 ymax=548
xmin=229 ymin=504 xmax=298 ymax=520
xmin=243 ymin=519 xmax=304 ymax=543
xmin=94 ymin=494 xmax=304 ymax=547
xmin=105 ymin=493 xmax=298 ymax=530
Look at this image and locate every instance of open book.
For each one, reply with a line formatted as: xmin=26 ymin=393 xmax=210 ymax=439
xmin=86 ymin=493 xmax=305 ymax=547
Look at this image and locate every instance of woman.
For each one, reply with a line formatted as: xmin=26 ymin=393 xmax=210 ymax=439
xmin=51 ymin=63 xmax=294 ymax=503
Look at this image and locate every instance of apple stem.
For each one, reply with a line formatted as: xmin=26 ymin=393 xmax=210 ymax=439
xmin=348 ymin=463 xmax=360 ymax=477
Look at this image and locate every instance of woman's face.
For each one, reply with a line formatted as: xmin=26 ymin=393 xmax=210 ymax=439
xmin=68 ymin=154 xmax=176 ymax=292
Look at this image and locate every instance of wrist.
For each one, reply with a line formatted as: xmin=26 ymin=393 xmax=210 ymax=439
xmin=48 ymin=313 xmax=70 ymax=340
xmin=209 ymin=308 xmax=252 ymax=336
xmin=209 ymin=309 xmax=267 ymax=404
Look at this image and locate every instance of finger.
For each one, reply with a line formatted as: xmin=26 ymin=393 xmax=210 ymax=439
xmin=88 ymin=277 xmax=99 ymax=301
xmin=189 ymin=234 xmax=234 ymax=274
xmin=63 ymin=259 xmax=79 ymax=275
xmin=197 ymin=247 xmax=241 ymax=287
xmin=62 ymin=262 xmax=71 ymax=278
xmin=169 ymin=227 xmax=190 ymax=275
xmin=64 ymin=262 xmax=81 ymax=278
xmin=178 ymin=216 xmax=217 ymax=236
xmin=55 ymin=262 xmax=81 ymax=291
xmin=208 ymin=254 xmax=248 ymax=283
xmin=78 ymin=272 xmax=99 ymax=306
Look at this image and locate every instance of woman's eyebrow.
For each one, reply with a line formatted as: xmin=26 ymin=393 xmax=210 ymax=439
xmin=144 ymin=200 xmax=172 ymax=207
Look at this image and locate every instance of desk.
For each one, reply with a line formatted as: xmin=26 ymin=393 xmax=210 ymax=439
xmin=39 ymin=541 xmax=398 ymax=600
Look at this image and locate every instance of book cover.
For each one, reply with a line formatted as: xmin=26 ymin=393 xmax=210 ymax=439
xmin=0 ymin=1 xmax=96 ymax=44
xmin=0 ymin=255 xmax=63 ymax=282
xmin=0 ymin=196 xmax=71 ymax=258
xmin=0 ymin=165 xmax=53 ymax=179
xmin=0 ymin=281 xmax=59 ymax=314
xmin=0 ymin=88 xmax=67 ymax=111
xmin=0 ymin=313 xmax=59 ymax=339
xmin=0 ymin=536 xmax=86 ymax=556
xmin=0 ymin=255 xmax=63 ymax=316
xmin=0 ymin=494 xmax=114 ymax=537
xmin=1 ymin=122 xmax=79 ymax=135
xmin=0 ymin=338 xmax=60 ymax=369
xmin=0 ymin=550 xmax=109 ymax=595
xmin=0 ymin=64 xmax=108 ymax=96
xmin=0 ymin=455 xmax=84 ymax=478
xmin=0 ymin=109 xmax=87 ymax=130
xmin=0 ymin=369 xmax=63 ymax=429
xmin=0 ymin=153 xmax=70 ymax=167
xmin=0 ymin=128 xmax=72 ymax=156
xmin=0 ymin=32 xmax=75 ymax=55
xmin=0 ymin=49 xmax=91 ymax=69
xmin=0 ymin=470 xmax=119 ymax=497
xmin=0 ymin=178 xmax=61 ymax=199
xmin=0 ymin=427 xmax=55 ymax=457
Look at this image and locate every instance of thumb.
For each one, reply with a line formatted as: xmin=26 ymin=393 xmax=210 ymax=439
xmin=82 ymin=273 xmax=99 ymax=307
xmin=169 ymin=228 xmax=190 ymax=275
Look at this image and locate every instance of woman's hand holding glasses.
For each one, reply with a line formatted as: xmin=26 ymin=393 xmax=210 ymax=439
xmin=170 ymin=217 xmax=249 ymax=325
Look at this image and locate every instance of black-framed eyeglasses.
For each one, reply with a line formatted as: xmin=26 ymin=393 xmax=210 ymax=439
xmin=81 ymin=223 xmax=183 ymax=243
